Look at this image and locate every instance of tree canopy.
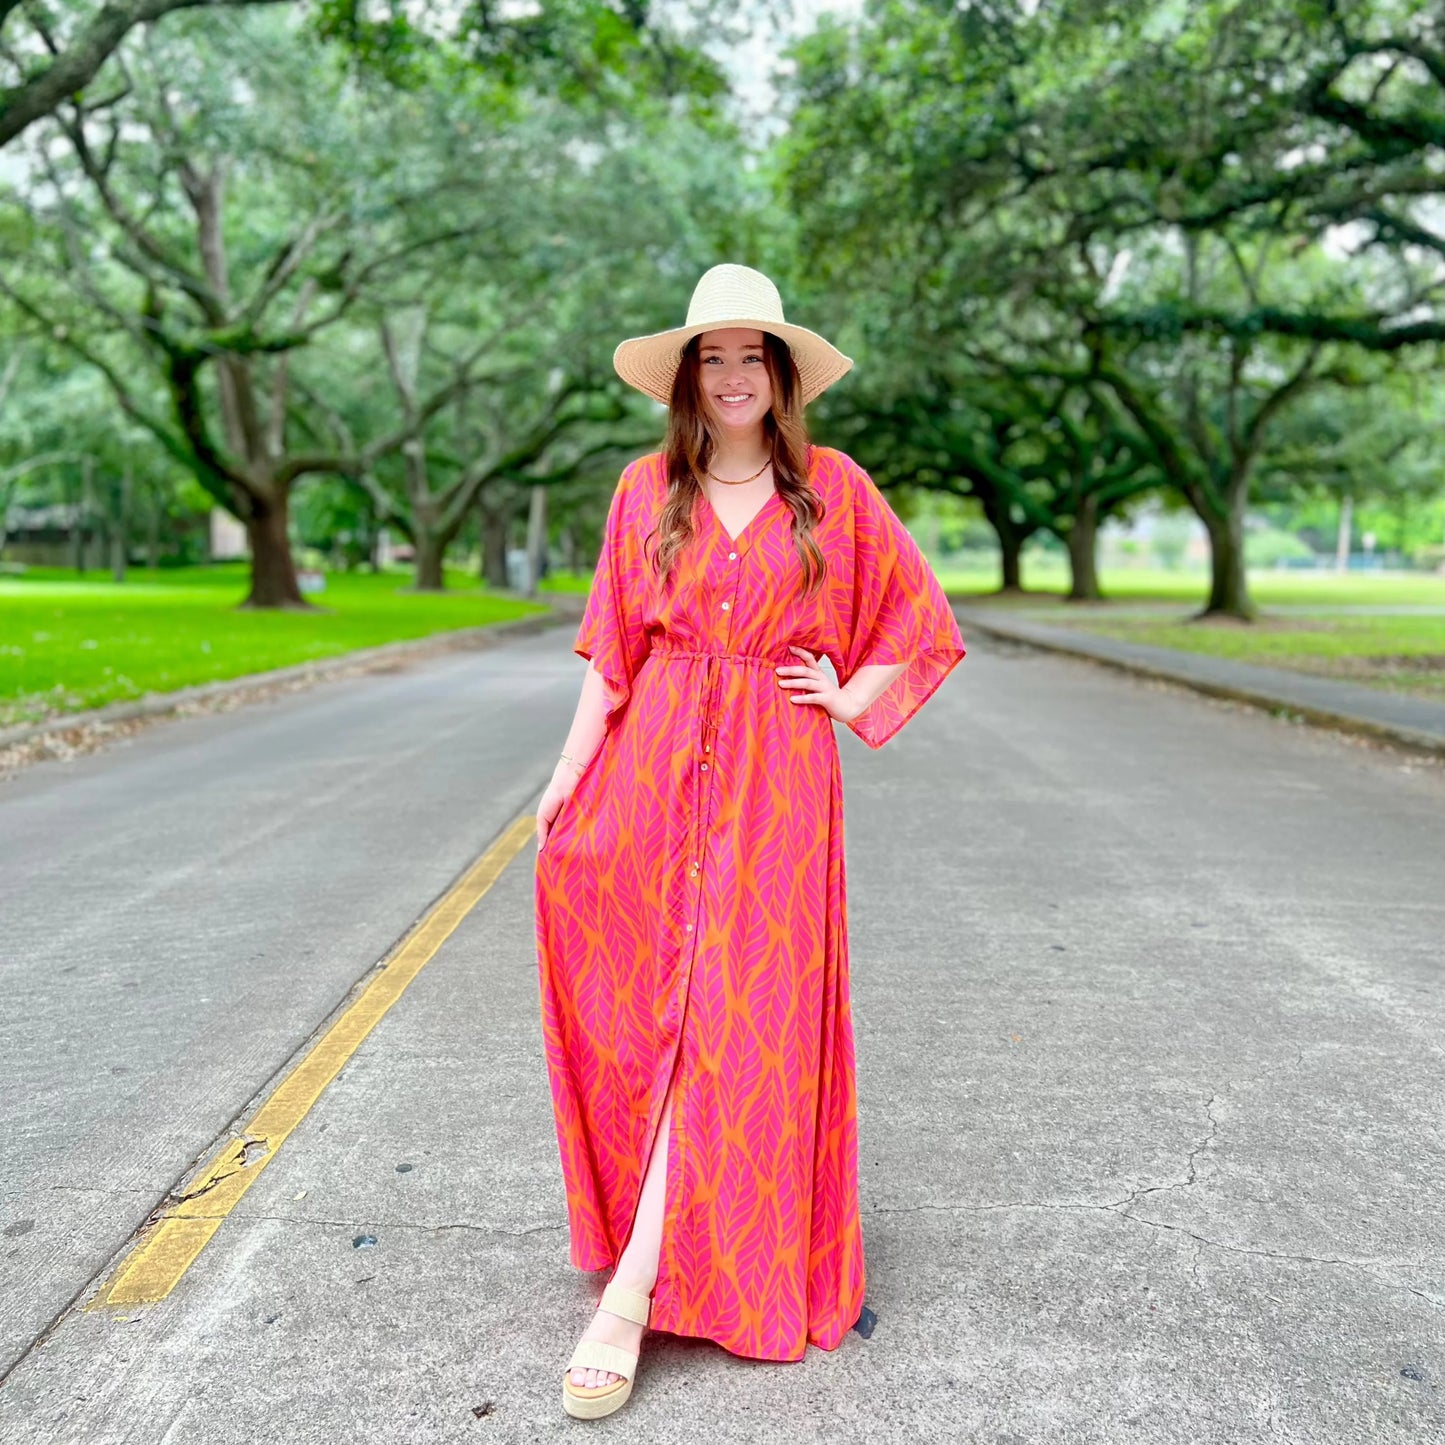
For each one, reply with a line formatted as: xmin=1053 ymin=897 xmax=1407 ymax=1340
xmin=2 ymin=0 xmax=1440 ymax=614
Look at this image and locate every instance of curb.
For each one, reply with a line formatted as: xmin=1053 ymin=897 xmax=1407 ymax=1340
xmin=0 ymin=600 xmax=581 ymax=753
xmin=952 ymin=606 xmax=1445 ymax=761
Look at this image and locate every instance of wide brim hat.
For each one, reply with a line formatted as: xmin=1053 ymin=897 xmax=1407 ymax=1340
xmin=613 ymin=263 xmax=853 ymax=408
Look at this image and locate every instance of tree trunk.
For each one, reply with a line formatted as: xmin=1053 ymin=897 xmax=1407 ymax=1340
xmin=110 ymin=467 xmax=131 ymax=583
xmin=480 ymin=505 xmax=509 ymax=588
xmin=413 ymin=531 xmax=446 ymax=591
xmin=980 ymin=490 xmax=1025 ymax=592
xmin=71 ymin=465 xmax=87 ymax=574
xmin=524 ymin=483 xmax=547 ymax=598
xmin=1335 ymin=493 xmax=1353 ymax=573
xmin=976 ymin=491 xmax=1034 ymax=592
xmin=240 ymin=498 xmax=309 ymax=609
xmin=1064 ymin=493 xmax=1102 ymax=602
xmin=79 ymin=457 xmax=96 ymax=574
xmin=999 ymin=531 xmax=1022 ymax=591
xmin=1199 ymin=508 xmax=1253 ymax=620
xmin=146 ymin=483 xmax=161 ymax=570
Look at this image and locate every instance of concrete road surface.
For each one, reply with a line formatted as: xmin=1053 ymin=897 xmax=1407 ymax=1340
xmin=0 ymin=622 xmax=1441 ymax=1444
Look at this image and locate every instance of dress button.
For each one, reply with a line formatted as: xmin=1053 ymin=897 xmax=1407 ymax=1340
xmin=721 ymin=601 xmax=730 ymax=611
xmin=728 ymin=551 xmax=738 ymax=560
xmin=700 ymin=762 xmax=709 ymax=771
xmin=685 ymin=923 xmax=694 ymax=932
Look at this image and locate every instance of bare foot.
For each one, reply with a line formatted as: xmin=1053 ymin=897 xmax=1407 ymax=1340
xmin=567 ymin=1271 xmax=654 ymax=1394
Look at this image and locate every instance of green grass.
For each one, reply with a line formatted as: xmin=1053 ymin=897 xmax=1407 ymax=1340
xmin=938 ymin=557 xmax=1445 ymax=608
xmin=0 ymin=563 xmax=562 ymax=728
xmin=8 ymin=553 xmax=1442 ymax=729
xmin=935 ymin=557 xmax=1445 ymax=700
xmin=1050 ymin=613 xmax=1445 ymax=701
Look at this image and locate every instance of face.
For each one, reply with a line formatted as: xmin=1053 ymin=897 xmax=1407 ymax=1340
xmin=696 ymin=328 xmax=774 ymax=435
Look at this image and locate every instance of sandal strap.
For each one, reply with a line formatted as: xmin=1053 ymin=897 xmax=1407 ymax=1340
xmin=599 ymin=1281 xmax=652 ymax=1327
xmin=566 ymin=1339 xmax=638 ymax=1381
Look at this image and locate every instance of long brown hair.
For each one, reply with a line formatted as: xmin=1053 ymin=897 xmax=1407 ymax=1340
xmin=644 ymin=331 xmax=827 ymax=599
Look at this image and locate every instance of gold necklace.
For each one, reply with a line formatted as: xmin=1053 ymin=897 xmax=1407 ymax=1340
xmin=707 ymin=456 xmax=772 ymax=486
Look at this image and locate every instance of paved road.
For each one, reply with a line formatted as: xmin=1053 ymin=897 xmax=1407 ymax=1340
xmin=1 ymin=622 xmax=1441 ymax=1443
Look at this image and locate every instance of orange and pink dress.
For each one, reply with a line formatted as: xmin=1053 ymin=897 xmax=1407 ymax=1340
xmin=533 ymin=444 xmax=965 ymax=1362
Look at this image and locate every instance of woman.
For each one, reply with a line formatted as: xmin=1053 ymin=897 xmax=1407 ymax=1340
xmin=533 ymin=263 xmax=966 ymax=1420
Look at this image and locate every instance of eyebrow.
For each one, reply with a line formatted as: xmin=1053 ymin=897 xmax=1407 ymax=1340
xmin=699 ymin=343 xmax=764 ymax=353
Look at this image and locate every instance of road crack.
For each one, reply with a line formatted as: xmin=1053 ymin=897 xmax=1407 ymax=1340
xmin=239 ymin=1211 xmax=568 ymax=1240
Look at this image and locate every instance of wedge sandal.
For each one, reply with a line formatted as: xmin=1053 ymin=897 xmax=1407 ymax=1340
xmin=561 ymin=1281 xmax=653 ymax=1420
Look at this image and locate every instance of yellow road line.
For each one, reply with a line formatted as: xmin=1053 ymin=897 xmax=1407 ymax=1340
xmin=89 ymin=814 xmax=537 ymax=1309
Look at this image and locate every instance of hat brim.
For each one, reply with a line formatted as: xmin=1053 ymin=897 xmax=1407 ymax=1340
xmin=613 ymin=317 xmax=853 ymax=408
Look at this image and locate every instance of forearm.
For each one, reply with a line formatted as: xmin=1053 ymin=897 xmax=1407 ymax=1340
xmin=552 ymin=659 xmax=614 ymax=783
xmin=839 ymin=660 xmax=909 ymax=714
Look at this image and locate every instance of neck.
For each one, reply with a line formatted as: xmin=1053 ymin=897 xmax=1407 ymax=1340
xmin=708 ymin=426 xmax=771 ymax=477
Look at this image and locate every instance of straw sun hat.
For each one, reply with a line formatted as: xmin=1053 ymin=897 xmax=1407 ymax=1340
xmin=612 ymin=263 xmax=853 ymax=408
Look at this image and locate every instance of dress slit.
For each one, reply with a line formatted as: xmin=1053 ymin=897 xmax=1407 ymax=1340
xmin=613 ymin=1030 xmax=683 ymax=1270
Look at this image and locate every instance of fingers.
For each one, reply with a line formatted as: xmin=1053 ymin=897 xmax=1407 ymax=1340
xmin=537 ymin=799 xmax=561 ymax=851
xmin=777 ymin=659 xmax=827 ymax=704
xmin=777 ymin=646 xmax=822 ymax=681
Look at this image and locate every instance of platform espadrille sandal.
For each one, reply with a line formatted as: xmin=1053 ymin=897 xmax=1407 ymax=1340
xmin=561 ymin=1281 xmax=653 ymax=1420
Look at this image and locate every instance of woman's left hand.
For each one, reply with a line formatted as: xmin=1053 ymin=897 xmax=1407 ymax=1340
xmin=775 ymin=646 xmax=865 ymax=724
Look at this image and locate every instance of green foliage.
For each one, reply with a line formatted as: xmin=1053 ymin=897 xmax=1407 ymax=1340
xmin=4 ymin=0 xmax=1442 ymax=622
xmin=0 ymin=1 xmax=762 ymax=596
xmin=776 ymin=0 xmax=1445 ymax=617
xmin=311 ymin=0 xmax=735 ymax=121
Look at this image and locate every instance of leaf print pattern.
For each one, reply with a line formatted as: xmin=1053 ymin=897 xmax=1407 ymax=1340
xmin=534 ymin=445 xmax=966 ymax=1361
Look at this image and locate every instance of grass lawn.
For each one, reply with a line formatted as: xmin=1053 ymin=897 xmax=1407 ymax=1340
xmin=7 ymin=553 xmax=1443 ymax=727
xmin=936 ymin=559 xmax=1445 ymax=701
xmin=0 ymin=563 xmax=564 ymax=729
xmin=939 ymin=558 xmax=1445 ymax=609
xmin=1049 ymin=613 xmax=1445 ymax=701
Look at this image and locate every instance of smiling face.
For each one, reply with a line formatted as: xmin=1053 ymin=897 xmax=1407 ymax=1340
xmin=696 ymin=327 xmax=775 ymax=437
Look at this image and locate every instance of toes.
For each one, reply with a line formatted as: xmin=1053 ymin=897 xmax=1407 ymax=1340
xmin=567 ymin=1367 xmax=619 ymax=1393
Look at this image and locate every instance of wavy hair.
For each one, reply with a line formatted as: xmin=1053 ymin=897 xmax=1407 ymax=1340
xmin=643 ymin=332 xmax=827 ymax=600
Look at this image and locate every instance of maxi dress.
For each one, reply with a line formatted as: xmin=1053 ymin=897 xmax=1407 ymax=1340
xmin=533 ymin=444 xmax=966 ymax=1362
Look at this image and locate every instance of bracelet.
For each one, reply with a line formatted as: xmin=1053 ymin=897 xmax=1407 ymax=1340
xmin=558 ymin=751 xmax=589 ymax=775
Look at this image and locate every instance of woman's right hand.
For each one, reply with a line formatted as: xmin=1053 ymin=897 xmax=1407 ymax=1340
xmin=536 ymin=760 xmax=584 ymax=852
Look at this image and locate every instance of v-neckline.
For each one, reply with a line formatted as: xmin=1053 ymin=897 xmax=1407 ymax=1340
xmin=700 ymin=484 xmax=781 ymax=548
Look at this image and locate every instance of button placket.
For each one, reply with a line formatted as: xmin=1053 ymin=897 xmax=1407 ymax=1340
xmin=686 ymin=659 xmax=722 ymax=935
xmin=718 ymin=540 xmax=746 ymax=635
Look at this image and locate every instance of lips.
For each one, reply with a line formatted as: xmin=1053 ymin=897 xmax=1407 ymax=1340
xmin=716 ymin=394 xmax=753 ymax=407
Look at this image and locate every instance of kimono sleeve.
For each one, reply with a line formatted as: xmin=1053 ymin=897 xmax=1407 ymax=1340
xmin=838 ymin=458 xmax=967 ymax=749
xmin=574 ymin=457 xmax=654 ymax=728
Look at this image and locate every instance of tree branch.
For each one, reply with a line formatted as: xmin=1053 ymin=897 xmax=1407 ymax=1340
xmin=1 ymin=0 xmax=289 ymax=147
